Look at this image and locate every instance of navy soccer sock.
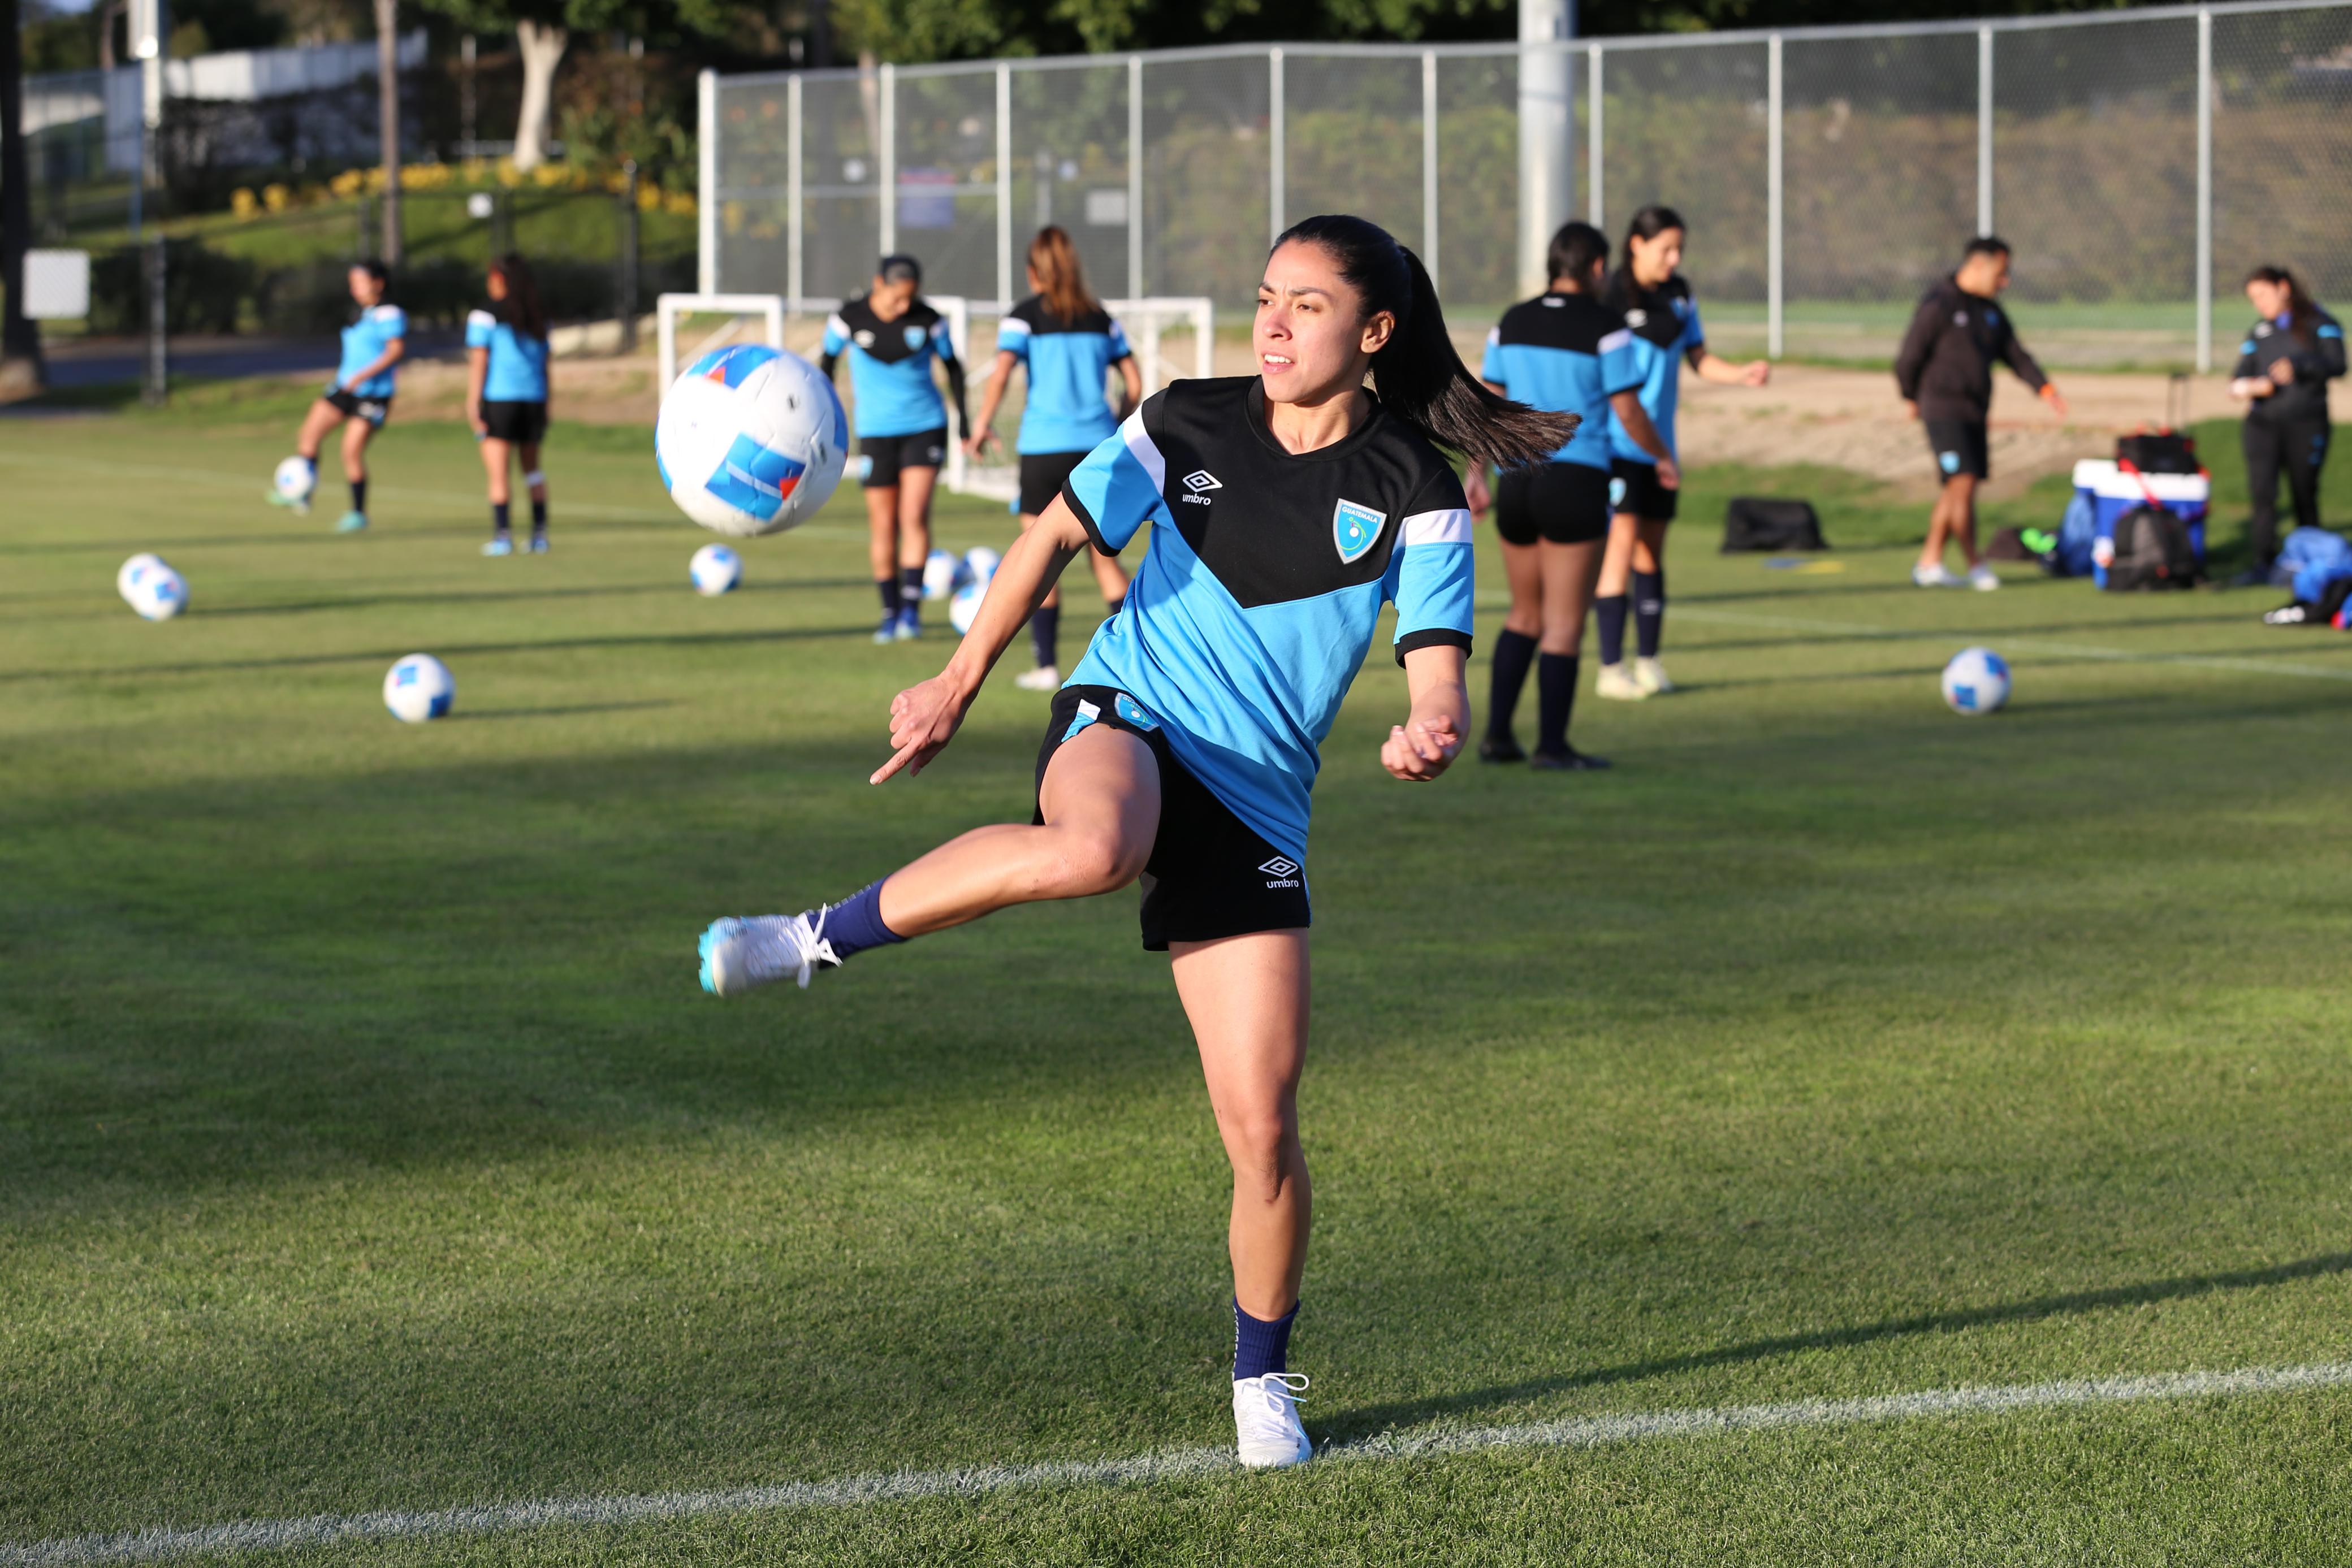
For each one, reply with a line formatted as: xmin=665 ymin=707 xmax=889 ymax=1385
xmin=349 ymin=478 xmax=368 ymax=515
xmin=1031 ymin=603 xmax=1060 ymax=668
xmin=1633 ymin=570 xmax=1666 ymax=660
xmin=811 ymin=878 xmax=904 ymax=964
xmin=899 ymin=566 xmax=924 ymax=616
xmin=1487 ymin=627 xmax=1537 ymax=741
xmin=877 ymin=578 xmax=900 ymax=616
xmin=1234 ymin=1298 xmax=1298 ymax=1381
xmin=490 ymin=501 xmax=511 ymax=535
xmin=529 ymin=497 xmax=547 ymax=531
xmin=1595 ymin=594 xmax=1629 ymax=666
xmin=1537 ymin=652 xmax=1579 ymax=756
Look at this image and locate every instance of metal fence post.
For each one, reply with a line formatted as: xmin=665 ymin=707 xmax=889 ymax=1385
xmin=996 ymin=62 xmax=1013 ymax=310
xmin=2195 ymin=6 xmax=2213 ymax=374
xmin=1127 ymin=55 xmax=1144 ymax=299
xmin=1422 ymin=50 xmax=1439 ymax=289
xmin=787 ymin=73 xmax=803 ymax=311
xmin=697 ymin=69 xmax=717 ymax=294
xmin=1977 ymin=27 xmax=1994 ymax=236
xmin=617 ymin=159 xmax=640 ymax=349
xmin=142 ymin=235 xmax=166 ymax=408
xmin=879 ymin=63 xmax=897 ymax=258
xmin=1587 ymin=42 xmax=1603 ymax=228
xmin=1268 ymin=49 xmax=1285 ymax=249
xmin=1767 ymin=33 xmax=1783 ymax=362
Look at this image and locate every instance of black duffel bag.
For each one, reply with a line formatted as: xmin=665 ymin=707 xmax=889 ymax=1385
xmin=1722 ymin=496 xmax=1827 ymax=553
xmin=2103 ymin=504 xmax=2200 ymax=591
xmin=2115 ymin=432 xmax=2199 ymax=474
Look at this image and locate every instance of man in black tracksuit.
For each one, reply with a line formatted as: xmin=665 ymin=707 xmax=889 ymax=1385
xmin=1893 ymin=236 xmax=2070 ymax=591
xmin=2230 ymin=270 xmax=2345 ymax=585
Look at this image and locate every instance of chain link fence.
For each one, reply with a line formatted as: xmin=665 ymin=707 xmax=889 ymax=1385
xmin=705 ymin=0 xmax=2352 ymax=371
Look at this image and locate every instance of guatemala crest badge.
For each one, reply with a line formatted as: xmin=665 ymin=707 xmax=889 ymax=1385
xmin=1333 ymin=499 xmax=1386 ymax=565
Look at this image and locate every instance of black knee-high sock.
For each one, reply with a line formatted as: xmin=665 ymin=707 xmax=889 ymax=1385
xmin=1595 ymin=594 xmax=1629 ymax=666
xmin=349 ymin=478 xmax=368 ymax=514
xmin=490 ymin=501 xmax=510 ymax=535
xmin=1633 ymin=569 xmax=1666 ymax=660
xmin=529 ymin=497 xmax=547 ymax=531
xmin=877 ymin=578 xmax=900 ymax=616
xmin=1537 ymin=652 xmax=1579 ymax=756
xmin=1487 ymin=627 xmax=1537 ymax=741
xmin=899 ymin=566 xmax=924 ymax=614
xmin=1030 ymin=603 xmax=1061 ymax=669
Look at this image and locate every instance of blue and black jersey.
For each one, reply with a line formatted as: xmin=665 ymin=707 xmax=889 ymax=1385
xmin=1480 ymin=291 xmax=1640 ymax=470
xmin=465 ymin=300 xmax=549 ymax=402
xmin=1060 ymin=377 xmax=1475 ymax=863
xmin=822 ymin=296 xmax=965 ymax=439
xmin=336 ymin=302 xmax=407 ymax=398
xmin=1599 ymin=272 xmax=1705 ymax=465
xmin=997 ymin=296 xmax=1132 ymax=455
xmin=2236 ymin=307 xmax=2345 ymax=426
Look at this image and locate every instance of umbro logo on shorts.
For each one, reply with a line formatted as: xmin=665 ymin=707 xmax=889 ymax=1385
xmin=1258 ymin=855 xmax=1302 ymax=888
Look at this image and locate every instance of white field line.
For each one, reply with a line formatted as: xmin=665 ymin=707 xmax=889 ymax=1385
xmin=9 ymin=1361 xmax=2352 ymax=1565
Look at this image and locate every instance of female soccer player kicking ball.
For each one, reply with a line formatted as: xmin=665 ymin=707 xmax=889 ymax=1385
xmin=269 ymin=259 xmax=404 ymax=533
xmin=698 ymin=215 xmax=1571 ymax=1470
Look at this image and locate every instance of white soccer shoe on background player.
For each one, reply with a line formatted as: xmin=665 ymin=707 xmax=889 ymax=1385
xmin=1633 ymin=656 xmax=1675 ymax=695
xmin=1911 ymin=563 xmax=1964 ymax=588
xmin=1233 ymin=1372 xmax=1313 ymax=1469
xmin=1014 ymin=664 xmax=1061 ymax=692
xmin=1594 ymin=662 xmax=1647 ymax=701
xmin=699 ymin=912 xmax=838 ymax=995
xmin=1966 ymin=563 xmax=2001 ymax=591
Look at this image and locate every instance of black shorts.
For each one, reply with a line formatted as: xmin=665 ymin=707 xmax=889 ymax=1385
xmin=858 ymin=427 xmax=949 ymax=489
xmin=481 ymin=400 xmax=548 ymax=444
xmin=1609 ymin=458 xmax=1678 ymax=523
xmin=1925 ymin=417 xmax=1990 ymax=480
xmin=324 ymin=387 xmax=392 ymax=426
xmin=1018 ymin=451 xmax=1088 ymax=517
xmin=1494 ymin=461 xmax=1612 ymax=546
xmin=1035 ymin=685 xmax=1312 ymax=951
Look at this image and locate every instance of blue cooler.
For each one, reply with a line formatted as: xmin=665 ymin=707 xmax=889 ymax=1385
xmin=2070 ymin=459 xmax=2209 ymax=588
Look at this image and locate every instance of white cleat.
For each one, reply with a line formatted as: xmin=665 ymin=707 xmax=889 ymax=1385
xmin=698 ymin=912 xmax=837 ymax=996
xmin=1633 ymin=656 xmax=1675 ymax=696
xmin=1912 ymin=563 xmax=1964 ymax=588
xmin=1014 ymin=664 xmax=1061 ymax=692
xmin=1234 ymin=1372 xmax=1313 ymax=1470
xmin=1594 ymin=662 xmax=1648 ymax=701
xmin=1966 ymin=563 xmax=2001 ymax=591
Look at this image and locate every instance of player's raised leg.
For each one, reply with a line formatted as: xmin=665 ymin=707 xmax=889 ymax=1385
xmin=269 ymin=397 xmax=343 ymax=515
xmin=1171 ymin=929 xmax=1316 ymax=1469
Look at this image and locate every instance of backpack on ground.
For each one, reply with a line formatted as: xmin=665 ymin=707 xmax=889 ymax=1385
xmin=1721 ymin=497 xmax=1827 ymax=553
xmin=2047 ymin=491 xmax=2099 ymax=578
xmin=2113 ymin=373 xmax=2200 ymax=475
xmin=2103 ymin=504 xmax=2200 ymax=590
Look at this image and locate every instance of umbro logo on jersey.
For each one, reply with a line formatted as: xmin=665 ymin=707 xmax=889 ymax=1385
xmin=1181 ymin=469 xmax=1221 ymax=506
xmin=1258 ymin=855 xmax=1302 ymax=887
xmin=1625 ymin=308 xmax=1648 ymax=328
xmin=853 ymin=329 xmax=875 ymax=347
xmin=1953 ymin=310 xmax=1969 ymax=326
xmin=1333 ymin=499 xmax=1386 ymax=565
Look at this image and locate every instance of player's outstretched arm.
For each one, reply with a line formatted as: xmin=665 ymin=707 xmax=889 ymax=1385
xmin=872 ymin=496 xmax=1091 ymax=785
xmin=1383 ymin=644 xmax=1469 ymax=782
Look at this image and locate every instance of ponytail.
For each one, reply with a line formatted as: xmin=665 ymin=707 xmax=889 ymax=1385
xmin=1273 ymin=214 xmax=1577 ymax=470
xmin=1028 ymin=226 xmax=1097 ymax=324
xmin=2247 ymin=264 xmax=2323 ymax=346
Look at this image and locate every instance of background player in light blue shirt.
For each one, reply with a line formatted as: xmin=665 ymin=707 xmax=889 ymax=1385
xmin=695 ymin=214 xmax=1577 ymax=1474
xmin=465 ymin=254 xmax=555 ymax=557
xmin=1593 ymin=205 xmax=1770 ymax=700
xmin=965 ymin=227 xmax=1145 ymax=690
xmin=268 ymin=259 xmax=404 ymax=533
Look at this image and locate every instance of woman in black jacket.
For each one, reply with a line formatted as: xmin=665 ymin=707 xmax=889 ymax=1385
xmin=2230 ymin=266 xmax=2346 ymax=585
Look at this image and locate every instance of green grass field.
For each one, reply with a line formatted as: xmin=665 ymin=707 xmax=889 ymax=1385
xmin=6 ymin=398 xmax=2352 ymax=1564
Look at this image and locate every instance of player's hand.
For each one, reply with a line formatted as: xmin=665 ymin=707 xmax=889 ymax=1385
xmin=2041 ymin=384 xmax=2071 ymax=421
xmin=1740 ymin=359 xmax=1771 ymax=387
xmin=1904 ymin=399 xmax=1920 ymax=422
xmin=1382 ymin=716 xmax=1460 ymax=781
xmin=2270 ymin=357 xmax=2296 ymax=385
xmin=1657 ymin=456 xmax=1681 ymax=491
xmin=872 ymin=672 xmax=970 ymax=783
xmin=1463 ymin=466 xmax=1491 ymax=519
xmin=2235 ymin=376 xmax=2273 ymax=399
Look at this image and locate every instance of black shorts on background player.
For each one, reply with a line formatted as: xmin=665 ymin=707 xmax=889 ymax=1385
xmin=1035 ymin=685 xmax=1312 ymax=950
xmin=481 ymin=400 xmax=547 ymax=444
xmin=1494 ymin=462 xmax=1612 ymax=546
xmin=325 ymin=387 xmax=391 ymax=426
xmin=1924 ymin=417 xmax=1990 ymax=480
xmin=860 ymin=427 xmax=949 ymax=489
xmin=1609 ymin=457 xmax=1678 ymax=522
xmin=1018 ymin=451 xmax=1088 ymax=517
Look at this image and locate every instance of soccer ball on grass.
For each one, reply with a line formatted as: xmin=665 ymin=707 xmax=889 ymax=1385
xmin=384 ymin=653 xmax=455 ymax=722
xmin=1941 ymin=647 xmax=2011 ymax=715
xmin=690 ymin=544 xmax=743 ymax=596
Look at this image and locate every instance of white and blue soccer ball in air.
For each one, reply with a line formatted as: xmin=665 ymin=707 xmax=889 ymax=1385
xmin=949 ymin=546 xmax=1001 ymax=635
xmin=1942 ymin=646 xmax=2011 ymax=715
xmin=922 ymin=547 xmax=970 ymax=601
xmin=273 ymin=456 xmax=318 ymax=507
xmin=655 ymin=344 xmax=847 ymax=538
xmin=118 ymin=553 xmax=187 ymax=620
xmin=383 ymin=653 xmax=455 ymax=722
xmin=690 ymin=543 xmax=742 ymax=596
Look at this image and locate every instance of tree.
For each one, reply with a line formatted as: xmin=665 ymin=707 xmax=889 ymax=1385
xmin=2 ymin=0 xmax=47 ymax=397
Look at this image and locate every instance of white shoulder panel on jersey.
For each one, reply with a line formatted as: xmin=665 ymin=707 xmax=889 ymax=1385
xmin=1399 ymin=507 xmax=1472 ymax=547
xmin=1598 ymin=328 xmax=1633 ymax=354
xmin=466 ymin=309 xmax=495 ymax=330
xmin=1119 ymin=408 xmax=1166 ymax=490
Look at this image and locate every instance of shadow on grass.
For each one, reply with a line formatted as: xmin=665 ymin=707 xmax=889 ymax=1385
xmin=448 ymin=700 xmax=679 ymax=720
xmin=1320 ymin=1251 xmax=2352 ymax=1441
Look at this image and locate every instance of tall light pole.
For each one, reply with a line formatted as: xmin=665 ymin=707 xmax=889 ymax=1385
xmin=1516 ymin=0 xmax=1575 ymax=299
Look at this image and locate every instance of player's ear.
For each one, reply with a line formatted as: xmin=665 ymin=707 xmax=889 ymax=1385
xmin=1359 ymin=310 xmax=1396 ymax=356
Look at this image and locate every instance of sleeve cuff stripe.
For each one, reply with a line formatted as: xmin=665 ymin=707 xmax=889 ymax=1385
xmin=1060 ymin=479 xmax=1116 ymax=556
xmin=1394 ymin=627 xmax=1473 ymax=667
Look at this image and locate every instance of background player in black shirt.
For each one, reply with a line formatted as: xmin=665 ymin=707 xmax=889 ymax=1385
xmin=2229 ymin=265 xmax=2345 ymax=584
